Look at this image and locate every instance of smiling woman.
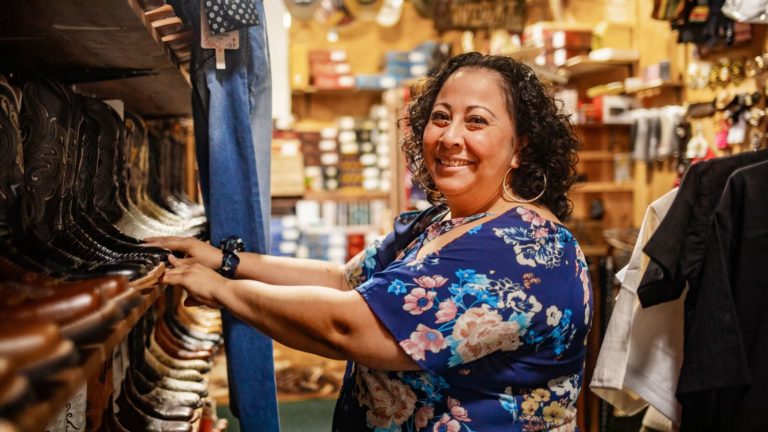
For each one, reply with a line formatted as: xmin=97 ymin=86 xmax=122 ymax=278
xmin=402 ymin=52 xmax=580 ymax=221
xmin=151 ymin=53 xmax=589 ymax=431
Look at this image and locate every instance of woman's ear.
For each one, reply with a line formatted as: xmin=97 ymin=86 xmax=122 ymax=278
xmin=510 ymin=136 xmax=527 ymax=169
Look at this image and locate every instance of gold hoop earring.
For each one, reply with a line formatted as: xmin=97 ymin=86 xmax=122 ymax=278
xmin=502 ymin=167 xmax=547 ymax=203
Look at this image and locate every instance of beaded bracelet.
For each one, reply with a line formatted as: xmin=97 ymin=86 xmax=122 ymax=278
xmin=218 ymin=235 xmax=245 ymax=278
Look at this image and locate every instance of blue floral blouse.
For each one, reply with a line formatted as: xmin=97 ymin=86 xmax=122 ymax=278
xmin=334 ymin=206 xmax=592 ymax=432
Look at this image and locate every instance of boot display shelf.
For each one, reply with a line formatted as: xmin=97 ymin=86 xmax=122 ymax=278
xmin=0 ymin=0 xmax=193 ymax=116
xmin=9 ymin=288 xmax=165 ymax=432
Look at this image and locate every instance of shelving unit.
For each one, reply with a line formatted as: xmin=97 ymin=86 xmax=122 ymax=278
xmin=292 ymin=87 xmax=388 ymax=96
xmin=11 ymin=288 xmax=165 ymax=432
xmin=624 ymin=80 xmax=683 ymax=94
xmin=0 ymin=0 xmax=192 ymax=116
xmin=561 ymin=56 xmax=636 ymax=79
xmin=1 ymin=1 xmax=195 ymax=430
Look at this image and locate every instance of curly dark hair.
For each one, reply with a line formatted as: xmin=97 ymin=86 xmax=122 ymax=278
xmin=401 ymin=52 xmax=580 ymax=220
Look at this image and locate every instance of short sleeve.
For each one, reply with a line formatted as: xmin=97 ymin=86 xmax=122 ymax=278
xmin=355 ymin=209 xmax=590 ymax=374
xmin=344 ymin=206 xmax=449 ymax=289
xmin=637 ymin=163 xmax=704 ymax=307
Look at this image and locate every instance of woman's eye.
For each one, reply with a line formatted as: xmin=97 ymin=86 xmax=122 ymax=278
xmin=467 ymin=116 xmax=487 ymax=125
xmin=430 ymin=112 xmax=450 ymax=125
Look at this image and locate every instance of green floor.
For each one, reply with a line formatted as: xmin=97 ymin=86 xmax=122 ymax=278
xmin=217 ymin=399 xmax=336 ymax=432
xmin=218 ymin=400 xmax=653 ymax=432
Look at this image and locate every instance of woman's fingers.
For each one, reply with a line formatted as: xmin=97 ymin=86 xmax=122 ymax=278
xmin=144 ymin=236 xmax=190 ymax=251
xmin=167 ymin=254 xmax=185 ymax=268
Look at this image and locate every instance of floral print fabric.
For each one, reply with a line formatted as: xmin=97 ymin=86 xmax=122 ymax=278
xmin=335 ymin=206 xmax=592 ymax=432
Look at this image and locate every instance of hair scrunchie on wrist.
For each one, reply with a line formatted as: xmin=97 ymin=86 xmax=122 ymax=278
xmin=218 ymin=235 xmax=245 ymax=278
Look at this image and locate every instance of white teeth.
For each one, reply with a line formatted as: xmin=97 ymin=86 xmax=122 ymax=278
xmin=440 ymin=159 xmax=471 ymax=167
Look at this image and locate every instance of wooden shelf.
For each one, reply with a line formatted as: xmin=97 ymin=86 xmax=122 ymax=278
xmin=292 ymin=87 xmax=388 ymax=95
xmin=505 ymin=46 xmax=541 ymax=61
xmin=11 ymin=286 xmax=165 ymax=432
xmin=0 ymin=0 xmax=191 ymax=116
xmin=578 ymin=151 xmax=616 ymax=161
xmin=301 ymin=190 xmax=391 ymax=202
xmin=579 ymin=244 xmax=609 ymax=257
xmin=561 ymin=56 xmax=635 ymax=78
xmin=572 ymin=122 xmax=632 ymax=129
xmin=571 ymin=182 xmax=634 ymax=193
xmin=624 ymin=81 xmax=684 ymax=99
xmin=624 ymin=80 xmax=683 ymax=94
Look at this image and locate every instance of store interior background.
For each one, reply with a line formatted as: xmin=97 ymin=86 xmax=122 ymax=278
xmin=3 ymin=0 xmax=766 ymax=430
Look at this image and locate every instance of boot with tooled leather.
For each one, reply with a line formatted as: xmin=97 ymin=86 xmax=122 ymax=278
xmin=12 ymin=79 xmax=149 ymax=280
xmin=63 ymin=96 xmax=170 ymax=265
xmin=47 ymin=92 xmax=160 ymax=270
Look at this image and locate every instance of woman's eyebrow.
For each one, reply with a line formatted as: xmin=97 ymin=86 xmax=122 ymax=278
xmin=467 ymin=105 xmax=497 ymax=119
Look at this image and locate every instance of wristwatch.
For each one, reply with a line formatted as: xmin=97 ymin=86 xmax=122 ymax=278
xmin=218 ymin=235 xmax=245 ymax=278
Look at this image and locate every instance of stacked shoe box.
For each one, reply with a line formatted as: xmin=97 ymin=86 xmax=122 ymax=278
xmin=270 ymin=215 xmax=300 ymax=258
xmin=309 ymin=49 xmax=355 ymax=90
xmin=383 ymin=49 xmax=430 ymax=85
xmin=337 ymin=116 xmax=363 ymax=192
xmin=271 ymin=130 xmax=305 ymax=197
xmin=366 ymin=104 xmax=392 ymax=192
xmin=318 ymin=127 xmax=340 ymax=191
xmin=524 ymin=22 xmax=593 ymax=67
xmin=299 ymin=131 xmax=323 ymax=192
xmin=294 ymin=200 xmax=345 ymax=263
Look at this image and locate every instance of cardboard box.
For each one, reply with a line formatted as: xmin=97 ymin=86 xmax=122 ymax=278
xmin=593 ymin=95 xmax=636 ymax=124
xmin=311 ymin=74 xmax=355 ymax=89
xmin=310 ymin=61 xmax=352 ymax=76
xmin=524 ymin=22 xmax=593 ymax=49
xmin=308 ymin=49 xmax=347 ymax=63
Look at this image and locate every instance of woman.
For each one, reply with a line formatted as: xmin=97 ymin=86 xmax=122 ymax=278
xmin=149 ymin=52 xmax=591 ymax=431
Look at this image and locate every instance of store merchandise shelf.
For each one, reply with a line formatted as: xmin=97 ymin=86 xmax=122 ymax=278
xmin=624 ymin=80 xmax=683 ymax=98
xmin=572 ymin=122 xmax=632 ymax=129
xmin=561 ymin=56 xmax=635 ymax=78
xmin=571 ymin=182 xmax=635 ymax=193
xmin=11 ymin=286 xmax=166 ymax=432
xmin=579 ymin=244 xmax=609 ymax=257
xmin=302 ymin=190 xmax=391 ymax=202
xmin=292 ymin=87 xmax=388 ymax=95
xmin=577 ymin=151 xmax=617 ymax=161
xmin=0 ymin=0 xmax=191 ymax=116
xmin=505 ymin=46 xmax=542 ymax=61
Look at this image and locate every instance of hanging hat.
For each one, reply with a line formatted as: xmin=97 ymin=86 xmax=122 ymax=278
xmin=411 ymin=0 xmax=436 ymax=18
xmin=375 ymin=0 xmax=403 ymax=27
xmin=344 ymin=0 xmax=384 ymax=21
xmin=283 ymin=0 xmax=321 ymax=22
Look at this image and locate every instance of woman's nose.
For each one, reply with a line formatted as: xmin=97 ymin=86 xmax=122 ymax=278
xmin=439 ymin=123 xmax=463 ymax=148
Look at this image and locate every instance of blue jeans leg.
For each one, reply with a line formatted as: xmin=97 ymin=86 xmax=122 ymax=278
xmin=188 ymin=1 xmax=278 ymax=430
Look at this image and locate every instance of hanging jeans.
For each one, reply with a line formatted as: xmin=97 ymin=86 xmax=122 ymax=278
xmin=167 ymin=0 xmax=278 ymax=430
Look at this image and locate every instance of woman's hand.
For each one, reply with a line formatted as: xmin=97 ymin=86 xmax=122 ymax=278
xmin=144 ymin=236 xmax=222 ymax=270
xmin=163 ymin=255 xmax=226 ymax=309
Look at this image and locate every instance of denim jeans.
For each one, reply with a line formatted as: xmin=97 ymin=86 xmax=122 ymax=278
xmin=168 ymin=0 xmax=278 ymax=430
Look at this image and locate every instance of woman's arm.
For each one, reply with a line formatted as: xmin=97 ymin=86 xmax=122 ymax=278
xmin=236 ymin=253 xmax=348 ymax=291
xmin=163 ymin=257 xmax=418 ymax=371
xmin=144 ymin=236 xmax=350 ymax=290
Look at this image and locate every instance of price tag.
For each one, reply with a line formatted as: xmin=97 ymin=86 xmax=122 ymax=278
xmin=200 ymin=2 xmax=239 ymax=70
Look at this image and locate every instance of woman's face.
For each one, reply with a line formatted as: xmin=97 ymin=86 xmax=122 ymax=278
xmin=422 ymin=67 xmax=518 ymax=207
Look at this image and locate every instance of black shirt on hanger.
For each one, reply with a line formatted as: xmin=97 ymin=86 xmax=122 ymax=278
xmin=637 ymin=149 xmax=768 ymax=307
xmin=679 ymin=159 xmax=768 ymax=431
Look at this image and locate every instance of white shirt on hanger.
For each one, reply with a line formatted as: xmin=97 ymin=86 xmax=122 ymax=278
xmin=590 ymin=188 xmax=683 ymax=425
